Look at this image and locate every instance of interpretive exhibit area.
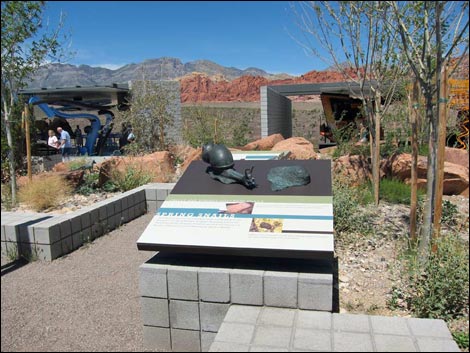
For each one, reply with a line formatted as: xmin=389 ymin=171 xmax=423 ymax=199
xmin=137 ymin=160 xmax=333 ymax=260
xmin=137 ymin=159 xmax=335 ymax=351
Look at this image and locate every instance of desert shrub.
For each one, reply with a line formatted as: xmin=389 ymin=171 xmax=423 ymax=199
xmin=76 ymin=172 xmax=99 ymax=196
xmin=67 ymin=158 xmax=89 ymax=171
xmin=109 ymin=164 xmax=153 ymax=192
xmin=333 ymin=177 xmax=374 ymax=237
xmin=18 ymin=174 xmax=72 ymax=211
xmin=402 ymin=234 xmax=469 ymax=320
xmin=453 ymin=331 xmax=469 ymax=350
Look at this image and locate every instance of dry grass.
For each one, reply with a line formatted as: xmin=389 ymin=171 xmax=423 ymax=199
xmin=18 ymin=174 xmax=73 ymax=211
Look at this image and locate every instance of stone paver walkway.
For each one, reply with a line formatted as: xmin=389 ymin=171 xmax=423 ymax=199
xmin=209 ymin=305 xmax=460 ymax=352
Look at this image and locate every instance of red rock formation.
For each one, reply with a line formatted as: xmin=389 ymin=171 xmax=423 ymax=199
xmin=242 ymin=134 xmax=285 ymax=151
xmin=271 ymin=137 xmax=318 ymax=160
xmin=179 ymin=69 xmax=352 ymax=103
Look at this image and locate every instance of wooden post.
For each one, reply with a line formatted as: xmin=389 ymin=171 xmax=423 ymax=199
xmin=409 ymin=80 xmax=420 ymax=242
xmin=24 ymin=104 xmax=32 ymax=182
xmin=432 ymin=64 xmax=449 ymax=242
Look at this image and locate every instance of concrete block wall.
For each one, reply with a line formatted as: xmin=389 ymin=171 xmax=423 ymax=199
xmin=260 ymin=86 xmax=293 ymax=139
xmin=1 ymin=183 xmax=175 ymax=261
xmin=139 ymin=253 xmax=333 ymax=352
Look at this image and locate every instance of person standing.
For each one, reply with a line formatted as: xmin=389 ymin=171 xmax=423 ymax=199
xmin=47 ymin=129 xmax=60 ymax=151
xmin=57 ymin=127 xmax=72 ymax=162
xmin=74 ymin=125 xmax=83 ymax=155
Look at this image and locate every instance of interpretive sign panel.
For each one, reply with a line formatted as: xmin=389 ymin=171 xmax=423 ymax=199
xmin=231 ymin=150 xmax=289 ymax=161
xmin=137 ymin=160 xmax=333 ymax=260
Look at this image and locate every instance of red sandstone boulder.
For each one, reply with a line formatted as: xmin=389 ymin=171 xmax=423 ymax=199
xmin=333 ymin=155 xmax=372 ymax=186
xmin=445 ymin=147 xmax=469 ymax=169
xmin=271 ymin=137 xmax=318 ymax=160
xmin=242 ymin=134 xmax=284 ymax=151
xmin=389 ymin=153 xmax=469 ymax=195
xmin=180 ymin=147 xmax=202 ymax=172
xmin=98 ymin=151 xmax=175 ymax=186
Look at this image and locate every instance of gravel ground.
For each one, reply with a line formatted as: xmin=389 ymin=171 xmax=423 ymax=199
xmin=1 ymin=212 xmax=158 ymax=352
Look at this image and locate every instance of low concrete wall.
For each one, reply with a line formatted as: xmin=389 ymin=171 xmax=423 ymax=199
xmin=139 ymin=253 xmax=333 ymax=351
xmin=0 ymin=183 xmax=175 ymax=261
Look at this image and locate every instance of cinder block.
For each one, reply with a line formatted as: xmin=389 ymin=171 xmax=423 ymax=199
xmin=139 ymin=264 xmax=168 ymax=298
xmin=168 ymin=267 xmax=199 ymax=300
xmin=298 ymin=273 xmax=332 ymax=311
xmin=199 ymin=268 xmax=230 ymax=303
xmin=79 ymin=228 xmax=92 ymax=243
xmin=333 ymin=313 xmax=370 ymax=333
xmin=69 ymin=216 xmax=82 ymax=234
xmin=34 ymin=224 xmax=60 ymax=244
xmin=106 ymin=202 xmax=115 ymax=218
xmin=293 ymin=328 xmax=332 ymax=351
xmin=59 ymin=219 xmax=72 ymax=239
xmin=79 ymin=212 xmax=91 ymax=229
xmin=121 ymin=209 xmax=129 ymax=223
xmin=1 ymin=225 xmax=6 ymax=242
xmin=170 ymin=300 xmax=200 ymax=330
xmin=230 ymin=269 xmax=264 ymax=305
xmin=91 ymin=223 xmax=103 ymax=240
xmin=113 ymin=214 xmax=122 ymax=229
xmin=145 ymin=188 xmax=157 ymax=201
xmin=135 ymin=190 xmax=145 ymax=203
xmin=201 ymin=331 xmax=217 ymax=352
xmin=171 ymin=328 xmax=201 ymax=352
xmin=121 ymin=196 xmax=129 ymax=211
xmin=98 ymin=205 xmax=107 ymax=221
xmin=140 ymin=297 xmax=169 ymax=327
xmin=89 ymin=208 xmax=100 ymax=225
xmin=61 ymin=235 xmax=73 ymax=255
xmin=264 ymin=271 xmax=298 ymax=308
xmin=35 ymin=241 xmax=62 ymax=261
xmin=4 ymin=224 xmax=18 ymax=242
xmin=113 ymin=198 xmax=122 ymax=214
xmin=200 ymin=302 xmax=230 ymax=332
xmin=156 ymin=200 xmax=164 ymax=210
xmin=333 ymin=332 xmax=373 ymax=352
xmin=157 ymin=188 xmax=170 ymax=201
xmin=143 ymin=325 xmax=171 ymax=351
xmin=71 ymin=232 xmax=82 ymax=250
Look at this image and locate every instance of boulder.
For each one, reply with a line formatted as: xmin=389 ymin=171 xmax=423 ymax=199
xmin=389 ymin=153 xmax=469 ymax=195
xmin=444 ymin=147 xmax=469 ymax=169
xmin=98 ymin=151 xmax=175 ymax=186
xmin=180 ymin=147 xmax=202 ymax=172
xmin=242 ymin=134 xmax=284 ymax=151
xmin=271 ymin=137 xmax=318 ymax=160
xmin=333 ymin=155 xmax=372 ymax=186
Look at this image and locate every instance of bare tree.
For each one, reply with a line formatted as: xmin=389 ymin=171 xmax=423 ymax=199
xmin=387 ymin=1 xmax=469 ymax=258
xmin=291 ymin=1 xmax=408 ymax=205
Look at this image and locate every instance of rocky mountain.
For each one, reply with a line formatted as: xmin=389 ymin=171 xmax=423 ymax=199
xmin=26 ymin=57 xmax=291 ymax=89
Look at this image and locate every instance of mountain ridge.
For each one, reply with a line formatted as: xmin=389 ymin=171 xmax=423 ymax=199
xmin=26 ymin=57 xmax=293 ymax=89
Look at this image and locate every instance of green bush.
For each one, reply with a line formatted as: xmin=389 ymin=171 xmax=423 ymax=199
xmin=452 ymin=331 xmax=469 ymax=350
xmin=379 ymin=178 xmax=426 ymax=204
xmin=333 ymin=178 xmax=373 ymax=237
xmin=110 ymin=164 xmax=153 ymax=192
xmin=404 ymin=234 xmax=469 ymax=320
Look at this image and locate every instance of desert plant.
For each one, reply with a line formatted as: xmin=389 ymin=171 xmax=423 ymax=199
xmin=333 ymin=176 xmax=374 ymax=237
xmin=109 ymin=163 xmax=153 ymax=192
xmin=378 ymin=178 xmax=426 ymax=205
xmin=403 ymin=234 xmax=469 ymax=320
xmin=18 ymin=174 xmax=73 ymax=211
xmin=452 ymin=331 xmax=469 ymax=350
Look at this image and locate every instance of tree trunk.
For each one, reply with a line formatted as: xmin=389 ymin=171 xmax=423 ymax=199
xmin=373 ymin=94 xmax=381 ymax=206
xmin=5 ymin=118 xmax=18 ymax=205
xmin=419 ymin=93 xmax=437 ymax=260
xmin=409 ymin=80 xmax=420 ymax=242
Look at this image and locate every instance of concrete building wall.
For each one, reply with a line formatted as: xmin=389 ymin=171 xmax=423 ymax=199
xmin=260 ymin=86 xmax=292 ymax=138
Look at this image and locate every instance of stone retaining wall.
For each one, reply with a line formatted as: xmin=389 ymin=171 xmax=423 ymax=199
xmin=0 ymin=183 xmax=175 ymax=261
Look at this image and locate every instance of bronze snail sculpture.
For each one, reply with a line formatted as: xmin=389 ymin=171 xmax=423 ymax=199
xmin=202 ymin=143 xmax=257 ymax=189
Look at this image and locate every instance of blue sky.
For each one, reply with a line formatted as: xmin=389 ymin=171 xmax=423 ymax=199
xmin=42 ymin=1 xmax=329 ymax=76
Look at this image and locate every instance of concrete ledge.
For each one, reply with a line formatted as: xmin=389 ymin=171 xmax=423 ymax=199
xmin=1 ymin=183 xmax=174 ymax=261
xmin=210 ymin=306 xmax=460 ymax=352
